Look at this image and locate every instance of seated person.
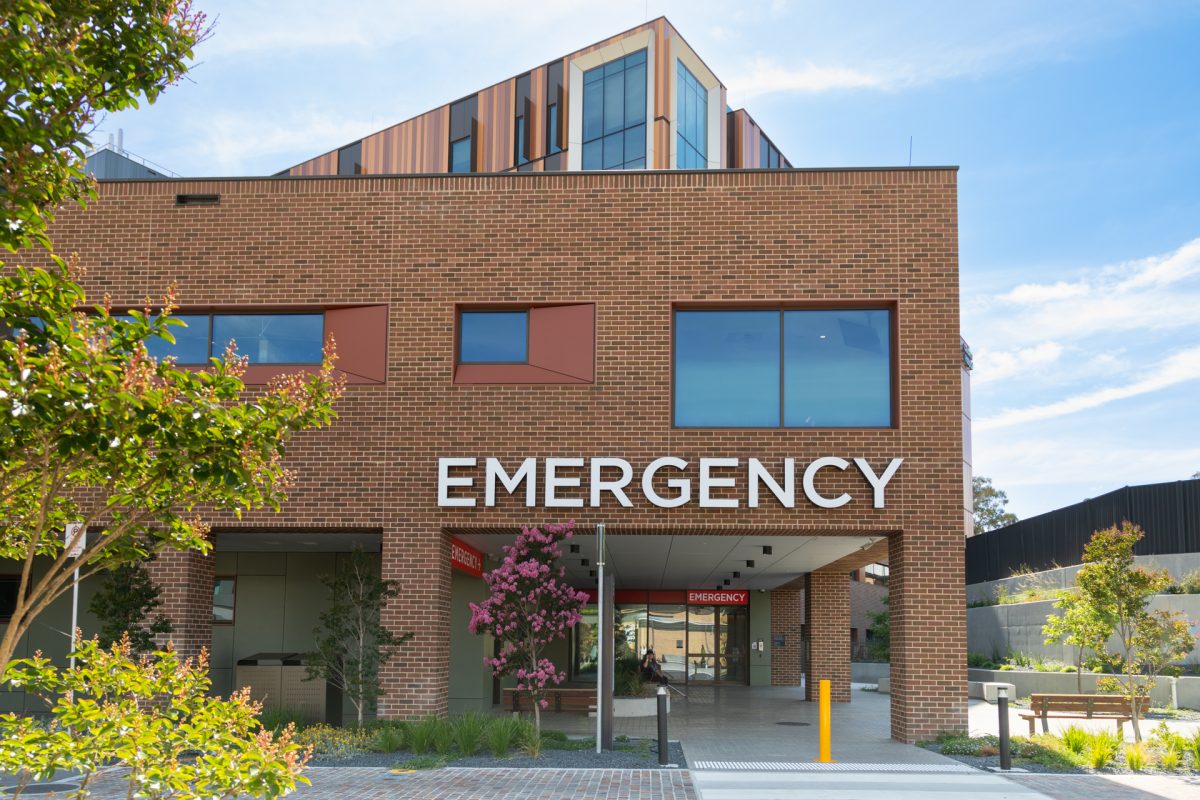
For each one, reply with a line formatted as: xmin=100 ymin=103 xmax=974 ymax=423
xmin=641 ymin=648 xmax=669 ymax=685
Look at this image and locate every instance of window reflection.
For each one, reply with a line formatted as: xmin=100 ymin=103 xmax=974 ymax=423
xmin=582 ymin=49 xmax=647 ymax=170
xmin=212 ymin=314 xmax=324 ymax=365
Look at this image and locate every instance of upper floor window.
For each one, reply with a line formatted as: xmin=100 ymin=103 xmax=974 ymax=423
xmin=514 ymin=115 xmax=528 ymax=166
xmin=459 ymin=311 xmax=528 ymax=363
xmin=118 ymin=312 xmax=325 ymax=365
xmin=337 ymin=140 xmax=362 ymax=175
xmin=450 ymin=136 xmax=472 ymax=173
xmin=674 ymin=308 xmax=892 ymax=428
xmin=546 ymin=103 xmax=561 ymax=155
xmin=581 ymin=49 xmax=647 ymax=170
xmin=760 ymin=137 xmax=782 ymax=169
xmin=676 ymin=62 xmax=708 ymax=169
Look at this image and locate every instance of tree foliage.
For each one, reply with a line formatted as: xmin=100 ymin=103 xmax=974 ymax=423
xmin=468 ymin=521 xmax=588 ymax=737
xmin=0 ymin=636 xmax=310 ymax=799
xmin=87 ymin=561 xmax=172 ymax=655
xmin=866 ymin=597 xmax=890 ymax=662
xmin=305 ymin=550 xmax=412 ymax=727
xmin=1043 ymin=588 xmax=1113 ymax=693
xmin=1072 ymin=523 xmax=1197 ymax=741
xmin=972 ymin=476 xmax=1018 ymax=535
xmin=1 ymin=0 xmax=211 ymax=253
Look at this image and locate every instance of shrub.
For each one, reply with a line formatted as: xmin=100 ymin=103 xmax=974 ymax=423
xmin=487 ymin=716 xmax=521 ymax=757
xmin=1060 ymin=665 xmax=1077 ymax=673
xmin=1188 ymin=730 xmax=1200 ymax=769
xmin=998 ymin=664 xmax=1015 ymax=671
xmin=1085 ymin=730 xmax=1121 ymax=769
xmin=260 ymin=706 xmax=312 ymax=735
xmin=1123 ymin=741 xmax=1148 ymax=771
xmin=967 ymin=652 xmax=997 ymax=669
xmin=615 ymin=655 xmax=645 ymax=697
xmin=433 ymin=720 xmax=456 ymax=756
xmin=516 ymin=718 xmax=541 ymax=758
xmin=1167 ymin=570 xmax=1200 ymax=594
xmin=296 ymin=725 xmax=372 ymax=759
xmin=1060 ymin=725 xmax=1089 ymax=755
xmin=934 ymin=733 xmax=997 ymax=756
xmin=1159 ymin=747 xmax=1182 ymax=771
xmin=453 ymin=712 xmax=488 ymax=756
xmin=373 ymin=724 xmax=406 ymax=753
xmin=0 ymin=638 xmax=310 ymax=799
xmin=408 ymin=717 xmax=441 ymax=754
xmin=1017 ymin=735 xmax=1084 ymax=770
xmin=1149 ymin=721 xmax=1186 ymax=754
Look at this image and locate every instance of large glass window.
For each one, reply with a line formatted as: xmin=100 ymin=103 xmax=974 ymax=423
xmin=674 ymin=308 xmax=893 ymax=427
xmin=674 ymin=311 xmax=780 ymax=427
xmin=676 ymin=62 xmax=708 ymax=169
xmin=458 ymin=311 xmax=528 ymax=363
xmin=117 ymin=314 xmax=210 ymax=364
xmin=212 ymin=314 xmax=324 ymax=365
xmin=514 ymin=116 xmax=527 ymax=166
xmin=450 ymin=136 xmax=471 ymax=173
xmin=581 ymin=49 xmax=647 ymax=170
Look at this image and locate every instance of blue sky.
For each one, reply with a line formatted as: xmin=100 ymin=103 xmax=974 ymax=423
xmin=95 ymin=1 xmax=1200 ymax=519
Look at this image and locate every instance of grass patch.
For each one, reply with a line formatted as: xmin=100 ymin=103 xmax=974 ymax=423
xmin=392 ymin=755 xmax=447 ymax=770
xmin=452 ymin=712 xmax=487 ymax=757
xmin=486 ymin=716 xmax=521 ymax=758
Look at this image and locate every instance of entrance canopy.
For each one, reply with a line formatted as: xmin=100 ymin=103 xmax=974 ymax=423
xmin=450 ymin=532 xmax=883 ymax=590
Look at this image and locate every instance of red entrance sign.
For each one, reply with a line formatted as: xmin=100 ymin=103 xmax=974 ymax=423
xmin=687 ymin=589 xmax=749 ymax=606
xmin=450 ymin=537 xmax=483 ymax=577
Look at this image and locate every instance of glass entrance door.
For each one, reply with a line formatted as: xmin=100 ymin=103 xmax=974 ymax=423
xmin=686 ymin=604 xmax=749 ymax=684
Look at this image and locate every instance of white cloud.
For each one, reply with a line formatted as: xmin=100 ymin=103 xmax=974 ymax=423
xmin=183 ymin=111 xmax=379 ymax=175
xmin=976 ymin=346 xmax=1200 ymax=431
xmin=998 ymin=281 xmax=1090 ymax=304
xmin=724 ymin=59 xmax=884 ymax=100
xmin=972 ymin=341 xmax=1064 ymax=385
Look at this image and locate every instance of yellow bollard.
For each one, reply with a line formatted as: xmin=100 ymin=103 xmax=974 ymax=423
xmin=818 ymin=678 xmax=832 ymax=763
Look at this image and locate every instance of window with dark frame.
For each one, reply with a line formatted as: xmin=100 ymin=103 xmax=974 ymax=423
xmin=673 ymin=308 xmax=893 ymax=428
xmin=115 ymin=312 xmax=324 ymax=365
xmin=450 ymin=136 xmax=472 ymax=173
xmin=514 ymin=115 xmax=527 ymax=166
xmin=458 ymin=310 xmax=529 ymax=364
xmin=581 ymin=49 xmax=647 ymax=170
xmin=337 ymin=140 xmax=363 ymax=175
xmin=676 ymin=61 xmax=708 ymax=169
xmin=213 ymin=577 xmax=235 ymax=624
xmin=546 ymin=103 xmax=560 ymax=154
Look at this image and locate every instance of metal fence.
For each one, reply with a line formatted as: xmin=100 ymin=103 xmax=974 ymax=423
xmin=966 ymin=479 xmax=1200 ymax=584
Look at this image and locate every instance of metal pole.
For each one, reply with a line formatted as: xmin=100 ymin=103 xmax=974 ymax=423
xmin=69 ymin=567 xmax=79 ymax=669
xmin=595 ymin=523 xmax=605 ymax=754
xmin=65 ymin=524 xmax=85 ymax=670
xmin=998 ymin=686 xmax=1011 ymax=770
xmin=657 ymin=685 xmax=669 ymax=765
xmin=818 ymin=678 xmax=832 ymax=763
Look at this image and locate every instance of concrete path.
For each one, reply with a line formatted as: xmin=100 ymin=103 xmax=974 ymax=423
xmin=692 ymin=769 xmax=1051 ymax=799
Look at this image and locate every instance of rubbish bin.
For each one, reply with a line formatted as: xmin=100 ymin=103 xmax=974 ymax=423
xmin=235 ymin=652 xmax=340 ymax=723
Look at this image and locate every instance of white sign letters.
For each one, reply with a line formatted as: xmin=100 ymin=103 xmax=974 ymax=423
xmin=437 ymin=456 xmax=903 ymax=510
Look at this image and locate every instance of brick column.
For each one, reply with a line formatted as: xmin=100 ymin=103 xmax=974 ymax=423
xmin=889 ymin=529 xmax=968 ymax=742
xmin=147 ymin=549 xmax=214 ymax=661
xmin=804 ymin=571 xmax=851 ymax=702
xmin=378 ymin=525 xmax=453 ymax=719
xmin=770 ymin=583 xmax=804 ymax=686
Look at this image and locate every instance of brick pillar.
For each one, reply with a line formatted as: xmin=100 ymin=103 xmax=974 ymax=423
xmin=147 ymin=549 xmax=214 ymax=661
xmin=378 ymin=525 xmax=452 ymax=719
xmin=804 ymin=571 xmax=851 ymax=702
xmin=770 ymin=583 xmax=804 ymax=686
xmin=889 ymin=529 xmax=968 ymax=742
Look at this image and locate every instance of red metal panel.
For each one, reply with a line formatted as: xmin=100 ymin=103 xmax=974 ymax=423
xmin=326 ymin=305 xmax=388 ymax=383
xmin=528 ymin=303 xmax=594 ymax=382
xmin=450 ymin=537 xmax=484 ymax=577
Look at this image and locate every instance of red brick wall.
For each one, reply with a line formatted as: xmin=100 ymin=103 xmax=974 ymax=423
xmin=42 ymin=168 xmax=963 ymax=738
xmin=147 ymin=549 xmax=214 ymax=661
xmin=805 ymin=571 xmax=851 ymax=702
xmin=770 ymin=583 xmax=804 ymax=686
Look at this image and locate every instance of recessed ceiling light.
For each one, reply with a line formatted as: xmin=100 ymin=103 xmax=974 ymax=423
xmin=581 ymin=558 xmax=589 ymax=566
xmin=733 ymin=571 xmax=741 ymax=578
xmin=589 ymin=570 xmax=597 ymax=578
xmin=746 ymin=560 xmax=755 ymax=568
xmin=762 ymin=546 xmax=773 ymax=555
xmin=570 ymin=544 xmax=580 ymax=554
xmin=723 ymin=579 xmax=731 ymax=586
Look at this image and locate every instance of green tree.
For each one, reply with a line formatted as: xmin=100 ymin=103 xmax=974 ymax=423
xmin=305 ymin=550 xmax=412 ymax=727
xmin=87 ymin=561 xmax=172 ymax=655
xmin=972 ymin=476 xmax=1018 ymax=535
xmin=0 ymin=0 xmax=344 ymax=671
xmin=0 ymin=637 xmax=310 ymax=798
xmin=1 ymin=0 xmax=210 ymax=253
xmin=1043 ymin=588 xmax=1113 ymax=693
xmin=1075 ymin=523 xmax=1198 ymax=741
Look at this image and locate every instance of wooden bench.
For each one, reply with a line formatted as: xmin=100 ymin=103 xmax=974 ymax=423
xmin=501 ymin=687 xmax=596 ymax=713
xmin=1019 ymin=693 xmax=1149 ymax=736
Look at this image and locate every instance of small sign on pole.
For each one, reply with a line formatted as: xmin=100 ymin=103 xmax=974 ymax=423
xmin=65 ymin=524 xmax=86 ymax=669
xmin=65 ymin=523 xmax=86 ymax=558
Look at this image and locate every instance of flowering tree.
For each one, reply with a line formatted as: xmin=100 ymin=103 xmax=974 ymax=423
xmin=468 ymin=521 xmax=589 ymax=737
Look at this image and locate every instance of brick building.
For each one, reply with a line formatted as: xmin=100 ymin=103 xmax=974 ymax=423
xmin=4 ymin=18 xmax=969 ymax=742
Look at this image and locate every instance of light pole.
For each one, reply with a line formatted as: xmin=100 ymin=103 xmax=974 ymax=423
xmin=997 ymin=685 xmax=1011 ymax=771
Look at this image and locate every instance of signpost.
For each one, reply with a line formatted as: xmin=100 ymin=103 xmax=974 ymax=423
xmin=595 ymin=522 xmax=604 ymax=753
xmin=65 ymin=523 xmax=85 ymax=669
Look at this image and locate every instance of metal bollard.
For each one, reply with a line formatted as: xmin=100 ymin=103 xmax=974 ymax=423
xmin=818 ymin=679 xmax=832 ymax=763
xmin=997 ymin=685 xmax=1011 ymax=771
xmin=657 ymin=686 xmax=669 ymax=765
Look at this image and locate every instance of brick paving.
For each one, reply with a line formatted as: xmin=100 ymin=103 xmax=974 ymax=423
xmin=1006 ymin=774 xmax=1200 ymax=800
xmin=66 ymin=767 xmax=696 ymax=800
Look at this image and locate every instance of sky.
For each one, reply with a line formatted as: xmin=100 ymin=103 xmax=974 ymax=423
xmin=94 ymin=1 xmax=1200 ymax=519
